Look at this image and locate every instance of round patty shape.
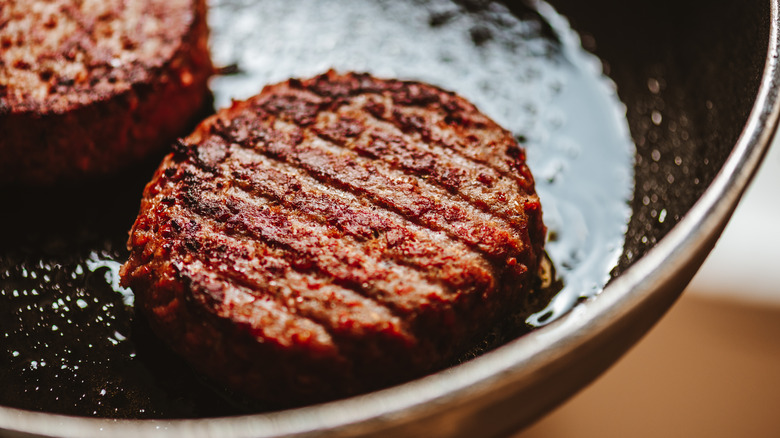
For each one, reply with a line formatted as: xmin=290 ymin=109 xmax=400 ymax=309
xmin=0 ymin=0 xmax=212 ymax=184
xmin=120 ymin=71 xmax=547 ymax=408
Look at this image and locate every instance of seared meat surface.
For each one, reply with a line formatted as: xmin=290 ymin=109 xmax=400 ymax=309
xmin=0 ymin=0 xmax=212 ymax=184
xmin=120 ymin=71 xmax=546 ymax=408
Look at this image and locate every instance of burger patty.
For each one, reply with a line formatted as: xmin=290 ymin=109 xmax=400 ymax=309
xmin=120 ymin=71 xmax=547 ymax=408
xmin=0 ymin=0 xmax=212 ymax=184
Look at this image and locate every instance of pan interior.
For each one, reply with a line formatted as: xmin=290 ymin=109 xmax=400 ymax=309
xmin=0 ymin=0 xmax=634 ymax=419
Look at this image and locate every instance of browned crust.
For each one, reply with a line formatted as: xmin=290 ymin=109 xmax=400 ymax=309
xmin=0 ymin=0 xmax=213 ymax=184
xmin=120 ymin=71 xmax=546 ymax=408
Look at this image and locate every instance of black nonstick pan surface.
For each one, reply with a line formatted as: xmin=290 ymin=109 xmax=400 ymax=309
xmin=0 ymin=0 xmax=777 ymax=436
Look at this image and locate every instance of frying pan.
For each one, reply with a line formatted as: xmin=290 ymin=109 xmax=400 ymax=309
xmin=1 ymin=0 xmax=778 ymax=436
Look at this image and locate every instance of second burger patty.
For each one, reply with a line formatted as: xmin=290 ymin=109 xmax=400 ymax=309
xmin=120 ymin=70 xmax=547 ymax=408
xmin=0 ymin=0 xmax=212 ymax=184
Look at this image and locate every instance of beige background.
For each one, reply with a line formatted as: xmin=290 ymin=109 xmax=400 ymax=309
xmin=516 ymin=294 xmax=780 ymax=438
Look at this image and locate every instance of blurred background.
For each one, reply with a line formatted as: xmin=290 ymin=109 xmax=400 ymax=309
xmin=515 ymin=134 xmax=780 ymax=437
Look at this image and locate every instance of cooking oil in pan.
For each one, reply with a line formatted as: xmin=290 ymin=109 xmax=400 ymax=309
xmin=0 ymin=0 xmax=634 ymax=418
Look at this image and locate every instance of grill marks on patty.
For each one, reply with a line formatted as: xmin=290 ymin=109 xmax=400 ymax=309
xmin=212 ymin=111 xmax=530 ymax=261
xmin=316 ymin=95 xmax=538 ymax=226
xmin=161 ymin=72 xmax=539 ymax=349
xmin=178 ymin=231 xmax=412 ymax=351
xmin=188 ymin=185 xmax=458 ymax=310
xmin=225 ymin=147 xmax=495 ymax=292
xmin=178 ymin=261 xmax=339 ymax=354
xmin=166 ymin=151 xmax=491 ymax=341
xmin=121 ymin=71 xmax=546 ymax=405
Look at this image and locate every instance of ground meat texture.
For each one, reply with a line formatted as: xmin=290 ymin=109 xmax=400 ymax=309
xmin=0 ymin=0 xmax=213 ymax=185
xmin=120 ymin=71 xmax=547 ymax=408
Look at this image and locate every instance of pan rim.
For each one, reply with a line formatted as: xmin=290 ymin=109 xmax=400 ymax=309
xmin=2 ymin=1 xmax=779 ymax=437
